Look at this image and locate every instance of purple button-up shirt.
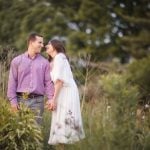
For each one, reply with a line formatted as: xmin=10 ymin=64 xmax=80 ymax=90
xmin=7 ymin=52 xmax=54 ymax=105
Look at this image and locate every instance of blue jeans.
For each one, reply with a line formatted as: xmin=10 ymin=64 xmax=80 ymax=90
xmin=18 ymin=96 xmax=44 ymax=125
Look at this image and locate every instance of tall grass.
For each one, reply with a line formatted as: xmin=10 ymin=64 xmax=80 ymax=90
xmin=0 ymin=51 xmax=150 ymax=150
xmin=0 ymin=47 xmax=18 ymax=98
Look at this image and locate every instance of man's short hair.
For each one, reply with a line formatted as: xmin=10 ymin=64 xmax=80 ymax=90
xmin=27 ymin=32 xmax=43 ymax=45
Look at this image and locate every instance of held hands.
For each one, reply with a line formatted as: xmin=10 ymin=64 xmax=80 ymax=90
xmin=45 ymin=99 xmax=57 ymax=111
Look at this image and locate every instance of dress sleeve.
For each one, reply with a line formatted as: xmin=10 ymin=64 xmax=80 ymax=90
xmin=53 ymin=54 xmax=70 ymax=86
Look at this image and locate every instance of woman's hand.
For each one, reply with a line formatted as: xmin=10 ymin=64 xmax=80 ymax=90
xmin=45 ymin=99 xmax=57 ymax=111
xmin=45 ymin=79 xmax=63 ymax=111
xmin=50 ymin=99 xmax=57 ymax=111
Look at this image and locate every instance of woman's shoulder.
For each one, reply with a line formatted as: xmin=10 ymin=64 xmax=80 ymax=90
xmin=55 ymin=53 xmax=66 ymax=60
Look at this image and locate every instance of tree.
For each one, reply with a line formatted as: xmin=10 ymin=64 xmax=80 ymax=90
xmin=111 ymin=0 xmax=150 ymax=59
xmin=0 ymin=0 xmax=113 ymax=60
xmin=0 ymin=0 xmax=149 ymax=61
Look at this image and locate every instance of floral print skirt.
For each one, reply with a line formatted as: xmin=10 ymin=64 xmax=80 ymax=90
xmin=48 ymin=85 xmax=85 ymax=145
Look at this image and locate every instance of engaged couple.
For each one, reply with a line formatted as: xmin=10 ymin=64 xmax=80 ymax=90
xmin=7 ymin=33 xmax=85 ymax=148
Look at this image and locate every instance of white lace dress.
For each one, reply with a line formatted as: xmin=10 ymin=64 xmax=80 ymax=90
xmin=48 ymin=53 xmax=85 ymax=145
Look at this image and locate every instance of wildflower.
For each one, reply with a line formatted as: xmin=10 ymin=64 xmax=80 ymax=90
xmin=145 ymin=104 xmax=149 ymax=108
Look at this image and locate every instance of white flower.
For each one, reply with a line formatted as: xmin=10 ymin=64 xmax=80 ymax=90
xmin=145 ymin=104 xmax=149 ymax=108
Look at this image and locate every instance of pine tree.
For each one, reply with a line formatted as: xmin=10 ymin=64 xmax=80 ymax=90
xmin=111 ymin=0 xmax=150 ymax=59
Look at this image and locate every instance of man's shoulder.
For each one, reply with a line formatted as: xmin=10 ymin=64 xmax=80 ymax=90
xmin=11 ymin=54 xmax=23 ymax=64
xmin=38 ymin=54 xmax=49 ymax=63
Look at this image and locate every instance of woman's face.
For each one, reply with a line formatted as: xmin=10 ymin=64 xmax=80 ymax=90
xmin=45 ymin=43 xmax=55 ymax=56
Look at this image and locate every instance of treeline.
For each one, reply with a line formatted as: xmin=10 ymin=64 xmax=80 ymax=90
xmin=0 ymin=0 xmax=149 ymax=61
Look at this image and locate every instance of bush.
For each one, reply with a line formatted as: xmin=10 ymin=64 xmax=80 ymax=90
xmin=99 ymin=73 xmax=140 ymax=149
xmin=0 ymin=98 xmax=43 ymax=150
xmin=127 ymin=56 xmax=150 ymax=104
xmin=64 ymin=73 xmax=150 ymax=150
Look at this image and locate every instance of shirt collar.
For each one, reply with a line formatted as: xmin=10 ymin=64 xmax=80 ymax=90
xmin=24 ymin=51 xmax=39 ymax=59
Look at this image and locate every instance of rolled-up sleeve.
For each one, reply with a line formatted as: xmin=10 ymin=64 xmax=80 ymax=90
xmin=53 ymin=54 xmax=70 ymax=86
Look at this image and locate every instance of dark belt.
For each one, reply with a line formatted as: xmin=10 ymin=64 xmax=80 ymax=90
xmin=17 ymin=92 xmax=43 ymax=99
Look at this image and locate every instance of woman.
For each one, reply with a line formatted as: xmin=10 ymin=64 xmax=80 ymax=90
xmin=45 ymin=39 xmax=85 ymax=146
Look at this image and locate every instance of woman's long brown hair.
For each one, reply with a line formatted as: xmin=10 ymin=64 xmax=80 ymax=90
xmin=48 ymin=39 xmax=67 ymax=62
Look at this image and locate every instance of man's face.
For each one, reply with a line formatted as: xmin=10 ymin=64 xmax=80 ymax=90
xmin=31 ymin=36 xmax=44 ymax=54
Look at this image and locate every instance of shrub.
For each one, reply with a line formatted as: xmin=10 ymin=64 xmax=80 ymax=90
xmin=0 ymin=98 xmax=43 ymax=150
xmin=127 ymin=56 xmax=150 ymax=105
xmin=64 ymin=73 xmax=149 ymax=150
xmin=99 ymin=73 xmax=140 ymax=149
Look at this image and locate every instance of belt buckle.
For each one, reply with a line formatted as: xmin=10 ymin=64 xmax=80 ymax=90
xmin=22 ymin=92 xmax=30 ymax=100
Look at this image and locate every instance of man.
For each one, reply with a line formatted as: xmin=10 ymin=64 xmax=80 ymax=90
xmin=7 ymin=33 xmax=54 ymax=124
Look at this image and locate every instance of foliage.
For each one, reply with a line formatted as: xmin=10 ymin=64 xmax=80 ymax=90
xmin=1 ymin=0 xmax=149 ymax=61
xmin=0 ymin=47 xmax=19 ymax=98
xmin=0 ymin=52 xmax=150 ymax=149
xmin=42 ymin=110 xmax=54 ymax=150
xmin=99 ymin=73 xmax=139 ymax=149
xmin=112 ymin=0 xmax=150 ymax=59
xmin=43 ymin=72 xmax=149 ymax=150
xmin=127 ymin=56 xmax=150 ymax=104
xmin=0 ymin=99 xmax=43 ymax=150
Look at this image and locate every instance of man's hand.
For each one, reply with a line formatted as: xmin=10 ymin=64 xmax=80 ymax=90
xmin=11 ymin=104 xmax=19 ymax=112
